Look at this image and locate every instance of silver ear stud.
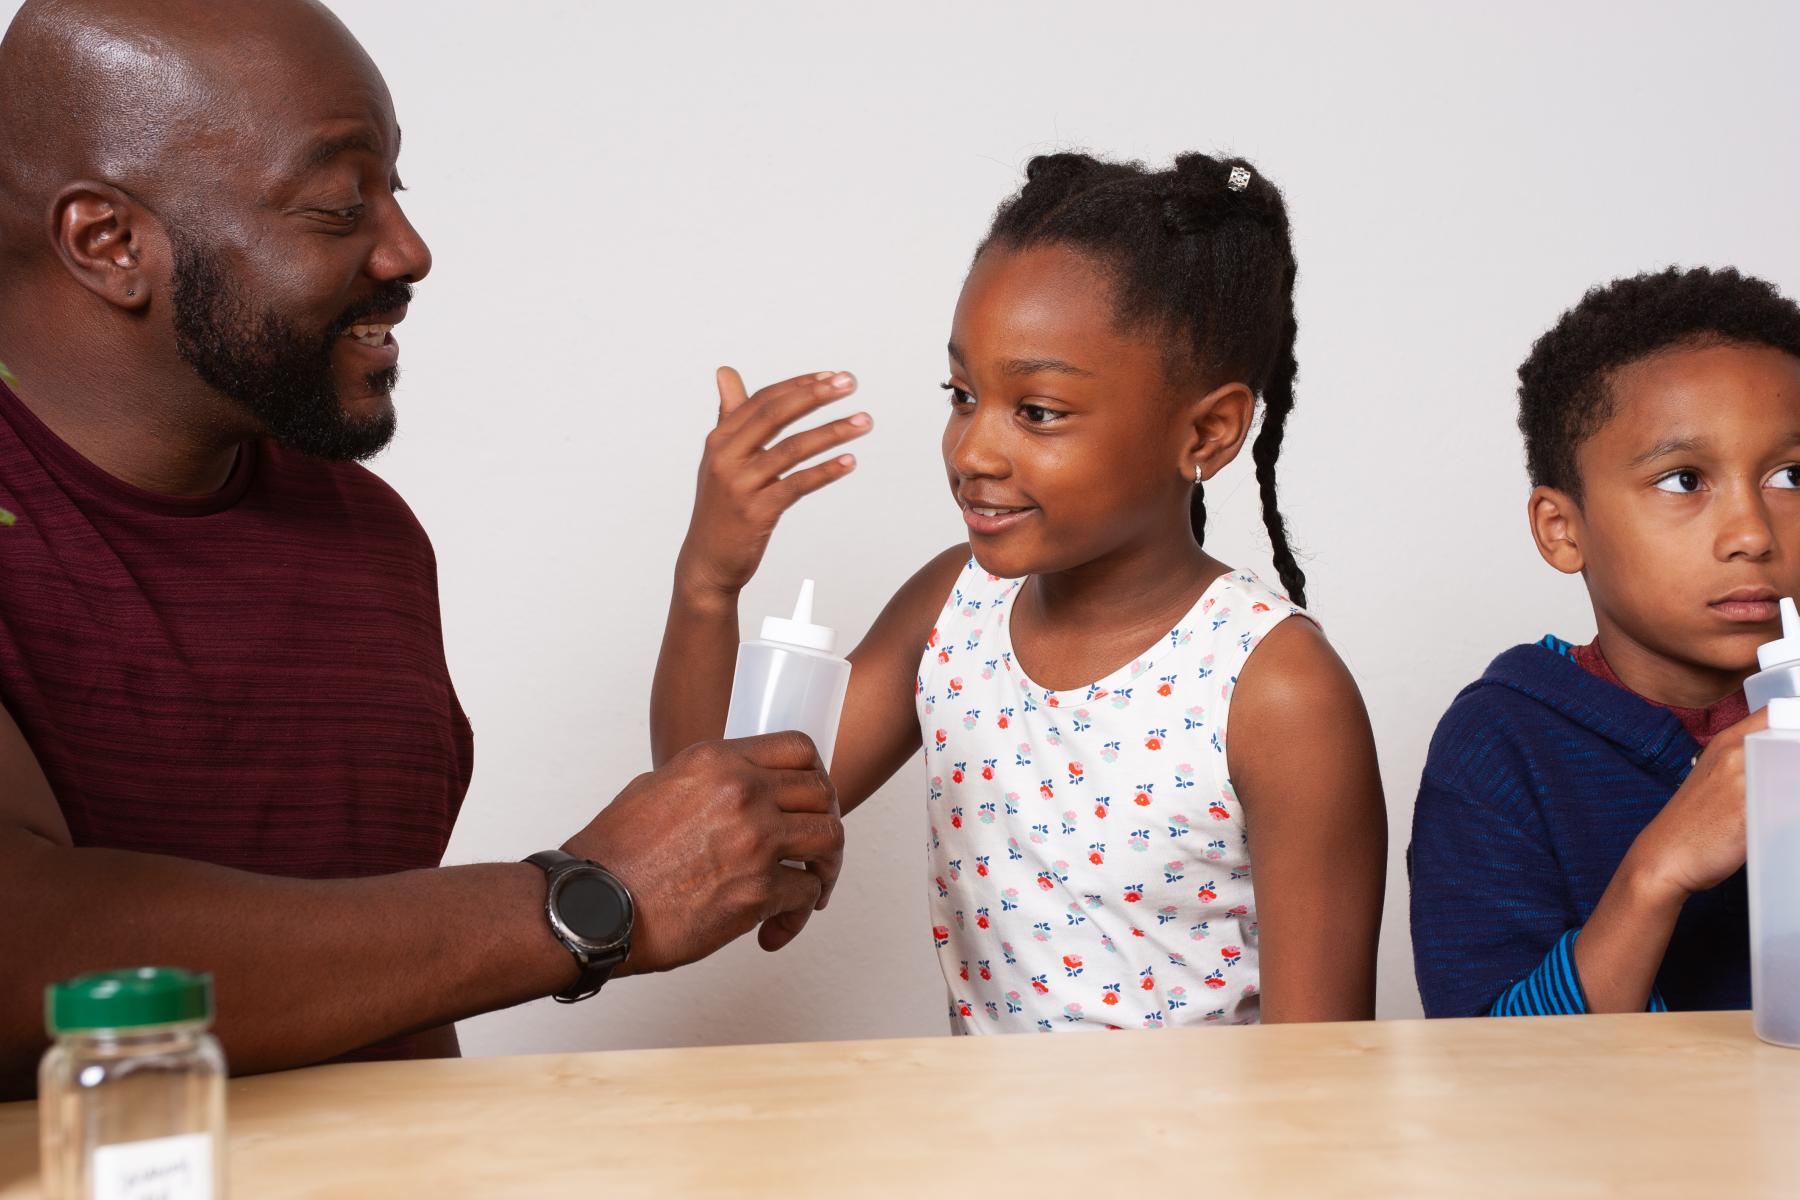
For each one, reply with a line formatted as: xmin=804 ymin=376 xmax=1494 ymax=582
xmin=1227 ymin=166 xmax=1252 ymax=192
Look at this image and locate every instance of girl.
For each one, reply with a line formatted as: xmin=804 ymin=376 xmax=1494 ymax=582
xmin=653 ymin=152 xmax=1386 ymax=1030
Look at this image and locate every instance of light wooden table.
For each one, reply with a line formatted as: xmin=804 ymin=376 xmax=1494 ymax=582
xmin=2 ymin=1011 xmax=1797 ymax=1197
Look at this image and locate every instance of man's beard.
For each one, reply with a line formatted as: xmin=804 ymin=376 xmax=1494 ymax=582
xmin=170 ymin=237 xmax=410 ymax=462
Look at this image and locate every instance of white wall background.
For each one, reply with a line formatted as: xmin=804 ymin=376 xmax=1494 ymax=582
xmin=36 ymin=0 xmax=1800 ymax=1053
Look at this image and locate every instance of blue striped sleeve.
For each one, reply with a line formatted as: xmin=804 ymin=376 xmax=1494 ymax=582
xmin=1487 ymin=927 xmax=1669 ymax=1016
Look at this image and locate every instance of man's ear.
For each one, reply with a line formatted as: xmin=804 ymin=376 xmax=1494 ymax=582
xmin=50 ymin=182 xmax=154 ymax=312
xmin=1180 ymin=380 xmax=1255 ymax=483
xmin=1529 ymin=485 xmax=1586 ymax=574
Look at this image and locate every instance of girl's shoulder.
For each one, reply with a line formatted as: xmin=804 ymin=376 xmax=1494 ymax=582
xmin=1218 ymin=574 xmax=1359 ymax=737
xmin=849 ymin=543 xmax=975 ymax=669
xmin=1172 ymin=567 xmax=1313 ymax=678
xmin=1203 ymin=568 xmax=1310 ymax=634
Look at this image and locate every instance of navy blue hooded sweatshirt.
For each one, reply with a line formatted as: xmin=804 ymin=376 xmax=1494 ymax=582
xmin=1409 ymin=637 xmax=1750 ymax=1017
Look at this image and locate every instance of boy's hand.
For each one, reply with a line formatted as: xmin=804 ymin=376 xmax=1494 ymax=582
xmin=1632 ymin=707 xmax=1770 ymax=900
xmin=676 ymin=368 xmax=870 ymax=601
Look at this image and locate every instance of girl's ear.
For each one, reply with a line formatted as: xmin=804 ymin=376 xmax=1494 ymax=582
xmin=1180 ymin=381 xmax=1255 ymax=482
xmin=1528 ymin=485 xmax=1586 ymax=574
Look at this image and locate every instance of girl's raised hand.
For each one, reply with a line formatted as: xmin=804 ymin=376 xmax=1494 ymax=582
xmin=676 ymin=367 xmax=871 ymax=599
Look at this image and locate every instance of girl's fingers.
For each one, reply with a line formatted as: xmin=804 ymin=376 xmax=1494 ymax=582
xmin=715 ymin=366 xmax=751 ymax=423
xmin=733 ymin=371 xmax=858 ymax=447
xmin=766 ymin=454 xmax=856 ymax=511
xmin=755 ymin=413 xmax=873 ymax=482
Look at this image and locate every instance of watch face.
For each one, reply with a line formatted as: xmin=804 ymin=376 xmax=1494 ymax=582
xmin=557 ymin=871 xmax=631 ymax=947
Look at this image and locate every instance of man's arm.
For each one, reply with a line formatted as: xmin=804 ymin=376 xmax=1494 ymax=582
xmin=1 ymin=703 xmax=843 ymax=1099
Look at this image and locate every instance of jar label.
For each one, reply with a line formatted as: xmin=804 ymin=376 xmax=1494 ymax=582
xmin=91 ymin=1132 xmax=213 ymax=1200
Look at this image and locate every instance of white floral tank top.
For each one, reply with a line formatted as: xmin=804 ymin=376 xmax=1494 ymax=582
xmin=915 ymin=557 xmax=1308 ymax=1033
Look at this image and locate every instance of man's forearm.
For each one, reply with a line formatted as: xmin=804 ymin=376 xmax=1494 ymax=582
xmin=1 ymin=830 xmax=574 ymax=1098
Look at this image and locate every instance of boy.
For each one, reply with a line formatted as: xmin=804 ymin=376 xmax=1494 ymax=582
xmin=1411 ymin=266 xmax=1800 ymax=1016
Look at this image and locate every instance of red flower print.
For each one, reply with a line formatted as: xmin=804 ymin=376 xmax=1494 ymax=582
xmin=952 ymin=767 xmax=965 ymax=783
xmin=1089 ymin=850 xmax=1105 ymax=866
xmin=1197 ymin=885 xmax=1217 ymax=904
xmin=1102 ymin=992 xmax=1120 ymax=1006
xmin=1145 ymin=736 xmax=1162 ymax=750
xmin=1134 ymin=791 xmax=1152 ymax=806
xmin=928 ymin=628 xmax=939 ymax=648
xmin=979 ymin=964 xmax=992 ymax=980
xmin=1208 ymin=803 xmax=1231 ymax=821
xmin=1130 ymin=927 xmax=1146 ymax=937
xmin=1221 ymin=946 xmax=1242 ymax=962
xmin=951 ymin=812 xmax=962 ymax=828
xmin=1252 ymin=602 xmax=1270 ymax=613
xmin=959 ymin=1002 xmax=973 ymax=1017
xmin=1032 ymin=978 xmax=1050 ymax=995
xmin=1037 ymin=874 xmax=1056 ymax=891
xmin=959 ymin=964 xmax=969 ymax=980
xmin=948 ymin=676 xmax=963 ymax=694
xmin=1047 ymin=697 xmax=1060 ymax=707
xmin=1156 ymin=682 xmax=1172 ymax=697
xmin=931 ymin=925 xmax=949 ymax=946
xmin=976 ymin=913 xmax=990 ymax=929
xmin=1123 ymin=887 xmax=1143 ymax=902
xmin=1141 ymin=975 xmax=1156 ymax=990
xmin=998 ymin=715 xmax=1010 ymax=729
xmin=1062 ymin=955 xmax=1083 ymax=971
xmin=1069 ymin=762 xmax=1084 ymax=778
xmin=982 ymin=764 xmax=995 ymax=780
xmin=1204 ymin=976 xmax=1226 ymax=990
xmin=937 ymin=649 xmax=951 ymax=663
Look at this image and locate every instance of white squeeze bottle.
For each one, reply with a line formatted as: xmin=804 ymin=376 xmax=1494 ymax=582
xmin=1747 ymin=696 xmax=1800 ymax=1046
xmin=1745 ymin=598 xmax=1800 ymax=712
xmin=723 ymin=580 xmax=852 ymax=769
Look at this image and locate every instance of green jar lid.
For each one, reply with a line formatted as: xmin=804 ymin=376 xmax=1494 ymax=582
xmin=46 ymin=968 xmax=213 ymax=1034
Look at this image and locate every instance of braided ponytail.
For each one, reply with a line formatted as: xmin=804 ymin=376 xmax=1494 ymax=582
xmin=1252 ymin=309 xmax=1307 ymax=605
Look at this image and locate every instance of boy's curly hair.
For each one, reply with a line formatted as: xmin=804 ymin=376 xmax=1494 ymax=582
xmin=1518 ymin=266 xmax=1800 ymax=500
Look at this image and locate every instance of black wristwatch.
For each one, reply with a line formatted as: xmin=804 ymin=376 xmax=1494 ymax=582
xmin=524 ymin=850 xmax=635 ymax=1003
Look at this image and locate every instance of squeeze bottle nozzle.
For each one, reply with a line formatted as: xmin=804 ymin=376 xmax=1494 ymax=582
xmin=758 ymin=579 xmax=838 ymax=654
xmin=1758 ymin=598 xmax=1800 ymax=671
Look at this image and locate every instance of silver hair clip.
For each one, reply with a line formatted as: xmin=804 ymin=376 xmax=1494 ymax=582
xmin=1227 ymin=166 xmax=1252 ymax=192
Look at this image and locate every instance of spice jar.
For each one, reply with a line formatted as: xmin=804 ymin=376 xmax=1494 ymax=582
xmin=39 ymin=967 xmax=226 ymax=1199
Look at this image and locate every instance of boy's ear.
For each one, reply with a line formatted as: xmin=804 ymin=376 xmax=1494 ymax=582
xmin=1181 ymin=381 xmax=1255 ymax=483
xmin=51 ymin=182 xmax=155 ymax=312
xmin=1528 ymin=485 xmax=1586 ymax=575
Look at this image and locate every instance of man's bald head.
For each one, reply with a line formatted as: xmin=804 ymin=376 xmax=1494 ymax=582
xmin=0 ymin=0 xmax=386 ymax=268
xmin=0 ymin=0 xmax=430 ymax=466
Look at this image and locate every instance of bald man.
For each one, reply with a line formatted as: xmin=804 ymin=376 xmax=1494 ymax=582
xmin=0 ymin=0 xmax=842 ymax=1097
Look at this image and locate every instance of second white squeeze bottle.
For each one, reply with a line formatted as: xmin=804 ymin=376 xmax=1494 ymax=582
xmin=1747 ymin=696 xmax=1800 ymax=1047
xmin=723 ymin=579 xmax=852 ymax=769
xmin=1746 ymin=598 xmax=1800 ymax=712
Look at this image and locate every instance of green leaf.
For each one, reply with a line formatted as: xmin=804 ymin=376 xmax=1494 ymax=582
xmin=0 ymin=360 xmax=14 ymax=387
xmin=0 ymin=508 xmax=14 ymax=527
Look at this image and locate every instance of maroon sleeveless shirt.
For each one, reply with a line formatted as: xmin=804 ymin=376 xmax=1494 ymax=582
xmin=0 ymin=381 xmax=472 ymax=878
